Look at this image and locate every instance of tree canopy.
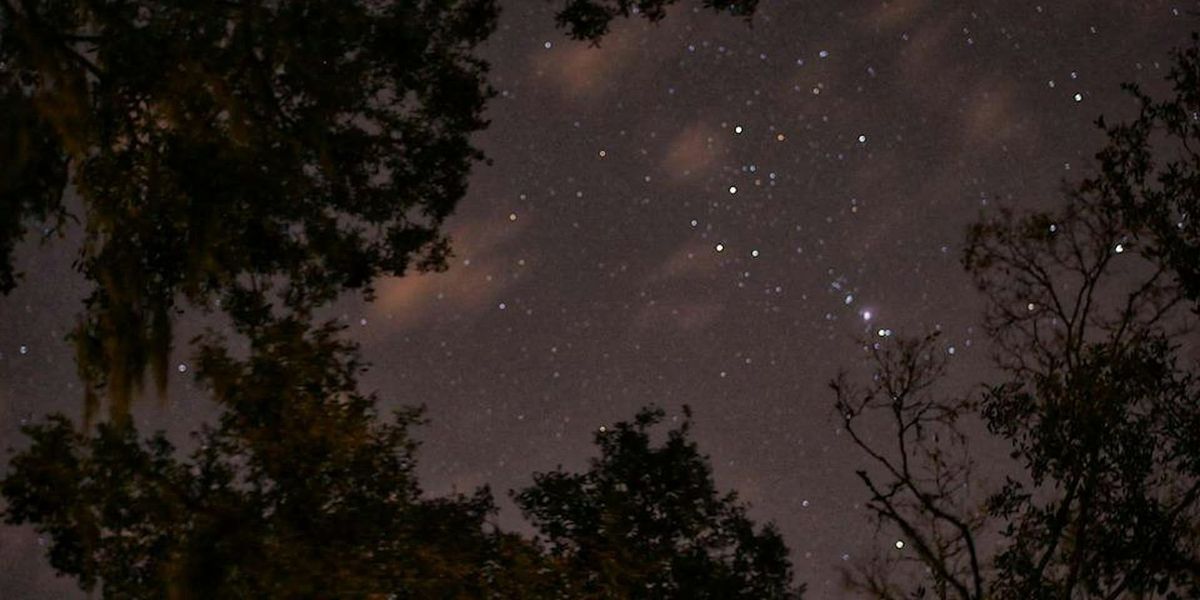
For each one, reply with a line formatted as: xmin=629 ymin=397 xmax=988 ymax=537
xmin=515 ymin=406 xmax=804 ymax=599
xmin=836 ymin=32 xmax=1200 ymax=600
xmin=3 ymin=337 xmax=802 ymax=597
xmin=3 ymin=317 xmax=529 ymax=598
xmin=1090 ymin=35 xmax=1200 ymax=304
xmin=553 ymin=0 xmax=757 ymax=42
xmin=0 ymin=0 xmax=498 ymax=419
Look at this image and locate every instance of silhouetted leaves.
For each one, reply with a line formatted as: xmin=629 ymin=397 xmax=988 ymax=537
xmin=0 ymin=0 xmax=498 ymax=418
xmin=553 ymin=0 xmax=757 ymax=42
xmin=960 ymin=44 xmax=1200 ymax=595
xmin=1088 ymin=33 xmax=1200 ymax=303
xmin=4 ymin=316 xmax=523 ymax=599
xmin=843 ymin=33 xmax=1200 ymax=600
xmin=515 ymin=406 xmax=804 ymax=599
xmin=966 ymin=198 xmax=1200 ymax=598
xmin=4 ymin=348 xmax=805 ymax=597
xmin=0 ymin=67 xmax=69 ymax=294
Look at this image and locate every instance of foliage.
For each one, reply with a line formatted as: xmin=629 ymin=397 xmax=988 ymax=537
xmin=963 ymin=37 xmax=1200 ymax=600
xmin=1089 ymin=33 xmax=1200 ymax=303
xmin=0 ymin=65 xmax=69 ymax=294
xmin=553 ymin=0 xmax=757 ymax=42
xmin=0 ymin=0 xmax=498 ymax=419
xmin=840 ymin=33 xmax=1200 ymax=600
xmin=4 ymin=356 xmax=804 ymax=597
xmin=963 ymin=125 xmax=1200 ymax=600
xmin=514 ymin=406 xmax=804 ymax=599
xmin=2 ymin=317 xmax=524 ymax=599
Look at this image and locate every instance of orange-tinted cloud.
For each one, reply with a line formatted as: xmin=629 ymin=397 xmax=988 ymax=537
xmin=649 ymin=241 xmax=721 ymax=281
xmin=891 ymin=7 xmax=964 ymax=84
xmin=662 ymin=123 xmax=723 ymax=178
xmin=964 ymin=80 xmax=1023 ymax=144
xmin=531 ymin=29 xmax=638 ymax=100
xmin=870 ymin=0 xmax=932 ymax=30
xmin=372 ymin=215 xmax=527 ymax=327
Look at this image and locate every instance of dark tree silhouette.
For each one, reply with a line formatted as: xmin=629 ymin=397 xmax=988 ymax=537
xmin=1090 ymin=34 xmax=1200 ymax=303
xmin=832 ymin=334 xmax=986 ymax=600
xmin=837 ymin=34 xmax=1200 ymax=600
xmin=3 ymin=354 xmax=805 ymax=597
xmin=514 ymin=406 xmax=804 ymax=599
xmin=554 ymin=0 xmax=757 ymax=42
xmin=0 ymin=0 xmax=498 ymax=419
xmin=964 ymin=121 xmax=1200 ymax=600
xmin=2 ymin=316 xmax=549 ymax=599
xmin=0 ymin=67 xmax=69 ymax=295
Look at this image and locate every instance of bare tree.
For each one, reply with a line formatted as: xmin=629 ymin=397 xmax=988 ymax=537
xmin=833 ymin=333 xmax=986 ymax=600
xmin=840 ymin=34 xmax=1200 ymax=600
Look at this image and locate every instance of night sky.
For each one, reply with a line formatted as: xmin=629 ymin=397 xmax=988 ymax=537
xmin=2 ymin=1 xmax=1198 ymax=597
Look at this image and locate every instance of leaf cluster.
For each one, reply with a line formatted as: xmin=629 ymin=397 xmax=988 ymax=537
xmin=0 ymin=0 xmax=499 ymax=419
xmin=514 ymin=406 xmax=803 ymax=599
